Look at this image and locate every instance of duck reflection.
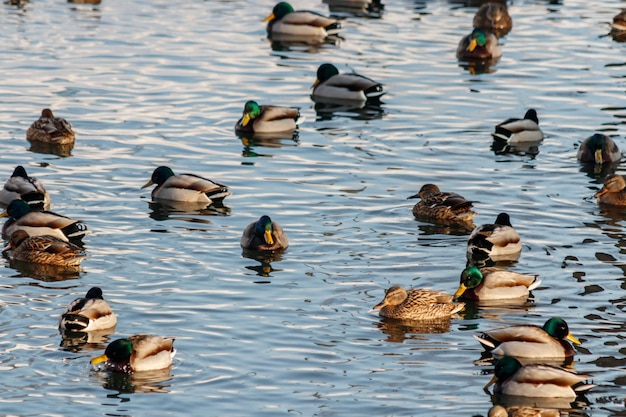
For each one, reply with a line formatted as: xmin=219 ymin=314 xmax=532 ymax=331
xmin=458 ymin=58 xmax=499 ymax=75
xmin=68 ymin=0 xmax=101 ymax=3
xmin=5 ymin=258 xmax=82 ymax=281
xmin=147 ymin=200 xmax=230 ymax=221
xmin=28 ymin=141 xmax=73 ymax=157
xmin=59 ymin=327 xmax=115 ymax=353
xmin=489 ymin=392 xmax=591 ymax=411
xmin=95 ymin=367 xmax=174 ymax=394
xmin=242 ymin=249 xmax=285 ymax=282
xmin=374 ymin=317 xmax=454 ymax=342
xmin=323 ymin=0 xmax=384 ymax=18
xmin=415 ymin=220 xmax=475 ymax=236
xmin=314 ymin=101 xmax=385 ymax=122
xmin=491 ymin=139 xmax=541 ymax=158
xmin=236 ymin=131 xmax=299 ymax=159
xmin=578 ymin=160 xmax=619 ymax=180
xmin=486 ymin=404 xmax=562 ymax=417
xmin=269 ymin=34 xmax=342 ymax=53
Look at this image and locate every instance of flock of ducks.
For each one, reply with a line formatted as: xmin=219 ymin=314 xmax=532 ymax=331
xmin=3 ymin=0 xmax=626 ymax=413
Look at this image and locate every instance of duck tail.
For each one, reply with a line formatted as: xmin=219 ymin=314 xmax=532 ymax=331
xmin=60 ymin=313 xmax=90 ymax=331
xmin=473 ymin=333 xmax=497 ymax=350
xmin=20 ymin=192 xmax=47 ymax=210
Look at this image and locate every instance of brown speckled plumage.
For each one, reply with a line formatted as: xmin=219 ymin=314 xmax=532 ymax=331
xmin=373 ymin=285 xmax=465 ymax=320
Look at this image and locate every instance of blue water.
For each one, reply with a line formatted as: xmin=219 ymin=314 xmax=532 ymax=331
xmin=0 ymin=0 xmax=625 ymax=415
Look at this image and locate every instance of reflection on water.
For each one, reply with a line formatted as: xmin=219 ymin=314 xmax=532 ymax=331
xmin=5 ymin=258 xmax=82 ymax=281
xmin=323 ymin=0 xmax=384 ymax=18
xmin=269 ymin=34 xmax=343 ymax=53
xmin=59 ymin=327 xmax=116 ymax=353
xmin=491 ymin=139 xmax=542 ymax=158
xmin=236 ymin=131 xmax=300 ymax=159
xmin=313 ymin=101 xmax=385 ymax=121
xmin=28 ymin=142 xmax=73 ymax=158
xmin=94 ymin=368 xmax=174 ymax=394
xmin=147 ymin=201 xmax=230 ymax=221
xmin=374 ymin=317 xmax=456 ymax=342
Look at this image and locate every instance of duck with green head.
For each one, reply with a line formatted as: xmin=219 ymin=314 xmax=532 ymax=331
xmin=91 ymin=335 xmax=176 ymax=373
xmin=492 ymin=109 xmax=544 ymax=144
xmin=467 ymin=213 xmax=521 ymax=262
xmin=240 ymin=215 xmax=289 ymax=251
xmin=312 ymin=63 xmax=385 ymax=104
xmin=456 ymin=28 xmax=501 ymax=61
xmin=142 ymin=166 xmax=231 ymax=204
xmin=59 ymin=287 xmax=116 ymax=332
xmin=263 ymin=2 xmax=341 ymax=39
xmin=235 ymin=100 xmax=301 ymax=134
xmin=474 ymin=317 xmax=581 ymax=359
xmin=485 ymin=356 xmax=593 ymax=398
xmin=577 ymin=133 xmax=621 ymax=164
xmin=454 ymin=266 xmax=540 ymax=301
xmin=0 ymin=165 xmax=50 ymax=210
xmin=373 ymin=285 xmax=465 ymax=321
xmin=0 ymin=199 xmax=87 ymax=242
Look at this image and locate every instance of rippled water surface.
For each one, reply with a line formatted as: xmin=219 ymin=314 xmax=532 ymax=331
xmin=1 ymin=0 xmax=626 ymax=415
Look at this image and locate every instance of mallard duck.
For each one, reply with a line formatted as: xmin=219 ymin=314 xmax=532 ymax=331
xmin=373 ymin=286 xmax=465 ymax=320
xmin=3 ymin=230 xmax=86 ymax=267
xmin=474 ymin=317 xmax=580 ymax=360
xmin=91 ymin=335 xmax=176 ymax=373
xmin=456 ymin=28 xmax=501 ymax=61
xmin=142 ymin=166 xmax=231 ymax=204
xmin=577 ymin=133 xmax=621 ymax=164
xmin=235 ymin=101 xmax=301 ymax=134
xmin=0 ymin=199 xmax=88 ymax=242
xmin=240 ymin=215 xmax=289 ymax=251
xmin=611 ymin=9 xmax=626 ymax=40
xmin=408 ymin=184 xmax=476 ymax=223
xmin=0 ymin=165 xmax=50 ymax=210
xmin=595 ymin=174 xmax=626 ymax=206
xmin=26 ymin=108 xmax=75 ymax=145
xmin=454 ymin=266 xmax=540 ymax=301
xmin=473 ymin=2 xmax=512 ymax=38
xmin=485 ymin=356 xmax=593 ymax=398
xmin=467 ymin=213 xmax=521 ymax=261
xmin=59 ymin=287 xmax=116 ymax=332
xmin=264 ymin=2 xmax=340 ymax=40
xmin=488 ymin=405 xmax=560 ymax=417
xmin=311 ymin=63 xmax=385 ymax=104
xmin=492 ymin=109 xmax=544 ymax=144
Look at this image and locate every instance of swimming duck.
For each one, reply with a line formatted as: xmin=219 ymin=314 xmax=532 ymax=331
xmin=473 ymin=2 xmax=512 ymax=38
xmin=263 ymin=2 xmax=341 ymax=39
xmin=611 ymin=9 xmax=626 ymax=41
xmin=577 ymin=133 xmax=621 ymax=164
xmin=142 ymin=166 xmax=231 ymax=204
xmin=59 ymin=287 xmax=116 ymax=332
xmin=595 ymin=174 xmax=626 ymax=206
xmin=26 ymin=108 xmax=75 ymax=145
xmin=456 ymin=28 xmax=501 ymax=61
xmin=91 ymin=335 xmax=176 ymax=373
xmin=0 ymin=165 xmax=50 ymax=210
xmin=235 ymin=101 xmax=301 ymax=134
xmin=0 ymin=199 xmax=88 ymax=242
xmin=474 ymin=317 xmax=580 ymax=359
xmin=408 ymin=184 xmax=476 ymax=223
xmin=492 ymin=109 xmax=544 ymax=144
xmin=454 ymin=266 xmax=540 ymax=301
xmin=467 ymin=213 xmax=521 ymax=261
xmin=373 ymin=286 xmax=465 ymax=320
xmin=485 ymin=356 xmax=593 ymax=398
xmin=311 ymin=63 xmax=385 ymax=104
xmin=488 ymin=405 xmax=560 ymax=417
xmin=3 ymin=230 xmax=86 ymax=267
xmin=240 ymin=215 xmax=289 ymax=251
